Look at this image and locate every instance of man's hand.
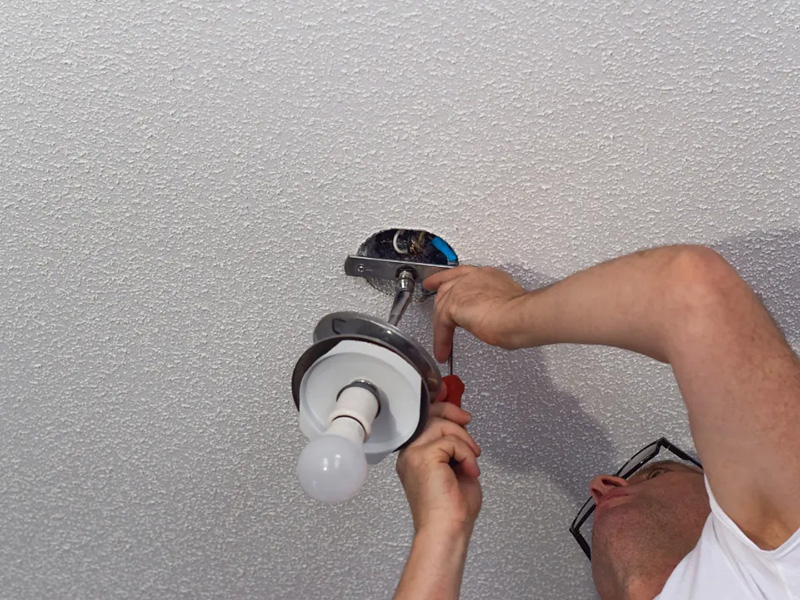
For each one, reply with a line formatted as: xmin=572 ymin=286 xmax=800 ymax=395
xmin=393 ymin=400 xmax=482 ymax=600
xmin=423 ymin=266 xmax=529 ymax=362
xmin=396 ymin=400 xmax=482 ymax=534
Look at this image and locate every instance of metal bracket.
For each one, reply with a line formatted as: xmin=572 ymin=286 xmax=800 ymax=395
xmin=344 ymin=255 xmax=453 ymax=282
xmin=345 ymin=255 xmax=454 ymax=327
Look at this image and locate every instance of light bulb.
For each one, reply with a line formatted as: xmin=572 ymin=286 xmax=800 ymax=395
xmin=296 ymin=433 xmax=367 ymax=503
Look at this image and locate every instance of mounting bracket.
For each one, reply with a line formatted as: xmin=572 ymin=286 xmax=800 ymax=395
xmin=344 ymin=255 xmax=453 ymax=283
xmin=344 ymin=255 xmax=454 ymax=326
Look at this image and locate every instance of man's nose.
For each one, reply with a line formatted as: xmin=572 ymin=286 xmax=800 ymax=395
xmin=589 ymin=474 xmax=628 ymax=504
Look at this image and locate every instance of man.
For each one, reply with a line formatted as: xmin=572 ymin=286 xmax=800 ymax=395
xmin=392 ymin=245 xmax=800 ymax=599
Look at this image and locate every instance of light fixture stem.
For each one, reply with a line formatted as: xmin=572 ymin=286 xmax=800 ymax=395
xmin=388 ymin=270 xmax=416 ymax=326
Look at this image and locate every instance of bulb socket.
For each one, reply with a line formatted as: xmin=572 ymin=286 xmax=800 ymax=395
xmin=336 ymin=380 xmax=381 ymax=418
xmin=328 ymin=381 xmax=381 ymax=439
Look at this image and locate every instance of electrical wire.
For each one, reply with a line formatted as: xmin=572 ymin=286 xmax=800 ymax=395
xmin=393 ymin=230 xmax=409 ymax=254
xmin=412 ymin=231 xmax=426 ymax=255
xmin=432 ymin=236 xmax=458 ymax=264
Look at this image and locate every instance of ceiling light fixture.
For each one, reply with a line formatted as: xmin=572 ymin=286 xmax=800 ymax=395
xmin=292 ymin=254 xmax=454 ymax=503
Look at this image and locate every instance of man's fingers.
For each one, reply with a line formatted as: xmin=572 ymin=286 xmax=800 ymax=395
xmin=433 ymin=325 xmax=455 ymax=364
xmin=422 ymin=265 xmax=474 ymax=291
xmin=429 ymin=401 xmax=471 ymax=426
xmin=416 ymin=417 xmax=481 ymax=457
xmin=433 ymin=436 xmax=481 ymax=478
xmin=432 ymin=288 xmax=456 ymax=363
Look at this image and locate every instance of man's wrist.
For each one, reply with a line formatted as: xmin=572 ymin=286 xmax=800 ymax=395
xmin=393 ymin=525 xmax=473 ymax=600
xmin=506 ymin=290 xmax=551 ymax=349
xmin=415 ymin=522 xmax=474 ymax=547
xmin=411 ymin=522 xmax=474 ymax=578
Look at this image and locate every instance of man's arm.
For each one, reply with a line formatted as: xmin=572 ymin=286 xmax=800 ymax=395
xmin=425 ymin=245 xmax=800 ymax=549
xmin=394 ymin=401 xmax=482 ymax=599
xmin=394 ymin=526 xmax=473 ymax=600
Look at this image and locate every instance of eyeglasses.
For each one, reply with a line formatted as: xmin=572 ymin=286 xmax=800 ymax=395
xmin=569 ymin=437 xmax=702 ymax=561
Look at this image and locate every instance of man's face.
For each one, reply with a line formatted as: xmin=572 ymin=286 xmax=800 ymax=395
xmin=589 ymin=460 xmax=710 ymax=596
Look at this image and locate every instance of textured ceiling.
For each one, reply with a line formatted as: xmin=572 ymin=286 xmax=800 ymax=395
xmin=2 ymin=1 xmax=799 ymax=599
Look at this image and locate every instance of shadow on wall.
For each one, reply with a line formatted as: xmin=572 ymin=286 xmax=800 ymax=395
xmin=713 ymin=228 xmax=800 ymax=341
xmin=462 ymin=264 xmax=615 ymax=506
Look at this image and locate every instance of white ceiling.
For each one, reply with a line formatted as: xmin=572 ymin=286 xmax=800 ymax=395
xmin=2 ymin=1 xmax=799 ymax=598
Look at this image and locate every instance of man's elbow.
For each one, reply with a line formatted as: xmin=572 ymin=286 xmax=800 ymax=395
xmin=666 ymin=244 xmax=753 ymax=328
xmin=670 ymin=245 xmax=740 ymax=292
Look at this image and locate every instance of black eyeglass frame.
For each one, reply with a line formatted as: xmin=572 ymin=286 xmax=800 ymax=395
xmin=569 ymin=437 xmax=703 ymax=561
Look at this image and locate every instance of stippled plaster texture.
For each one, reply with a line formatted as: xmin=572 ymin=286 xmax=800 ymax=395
xmin=1 ymin=1 xmax=799 ymax=598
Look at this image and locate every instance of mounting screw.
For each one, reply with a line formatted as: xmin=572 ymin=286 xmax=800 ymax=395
xmin=357 ymin=264 xmax=366 ymax=273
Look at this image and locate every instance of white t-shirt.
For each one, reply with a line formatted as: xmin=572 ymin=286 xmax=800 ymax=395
xmin=656 ymin=476 xmax=800 ymax=599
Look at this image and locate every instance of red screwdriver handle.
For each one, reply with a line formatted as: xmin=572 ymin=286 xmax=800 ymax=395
xmin=441 ymin=375 xmax=467 ymax=470
xmin=442 ymin=374 xmax=466 ymax=408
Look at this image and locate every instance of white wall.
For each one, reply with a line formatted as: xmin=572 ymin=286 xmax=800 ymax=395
xmin=2 ymin=1 xmax=798 ymax=598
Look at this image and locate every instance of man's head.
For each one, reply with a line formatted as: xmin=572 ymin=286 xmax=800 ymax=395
xmin=589 ymin=460 xmax=710 ymax=600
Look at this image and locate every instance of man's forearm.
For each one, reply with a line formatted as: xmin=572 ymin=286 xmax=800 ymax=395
xmin=511 ymin=245 xmax=704 ymax=361
xmin=393 ymin=526 xmax=472 ymax=600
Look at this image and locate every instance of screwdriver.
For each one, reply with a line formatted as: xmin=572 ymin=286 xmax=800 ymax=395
xmin=440 ymin=338 xmax=467 ymax=470
xmin=442 ymin=346 xmax=465 ymax=408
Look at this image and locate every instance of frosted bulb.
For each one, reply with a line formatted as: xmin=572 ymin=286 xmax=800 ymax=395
xmin=296 ymin=434 xmax=367 ymax=503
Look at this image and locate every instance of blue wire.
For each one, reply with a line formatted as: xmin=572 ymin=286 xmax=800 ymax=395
xmin=431 ymin=237 xmax=458 ymax=264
